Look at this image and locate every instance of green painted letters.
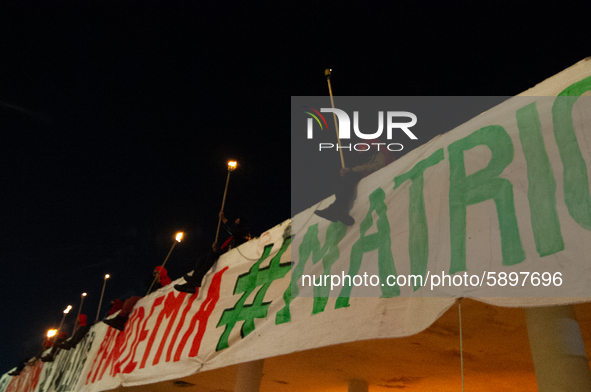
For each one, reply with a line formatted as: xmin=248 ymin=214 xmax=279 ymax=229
xmin=448 ymin=125 xmax=525 ymax=273
xmin=336 ymin=187 xmax=398 ymax=309
xmin=217 ymin=238 xmax=291 ymax=350
xmin=276 ymin=222 xmax=347 ymax=324
xmin=394 ymin=148 xmax=444 ymax=290
xmin=516 ymin=102 xmax=564 ymax=256
xmin=552 ymin=76 xmax=591 ymax=230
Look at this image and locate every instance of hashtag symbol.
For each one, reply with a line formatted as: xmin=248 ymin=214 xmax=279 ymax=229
xmin=216 ymin=237 xmax=291 ymax=351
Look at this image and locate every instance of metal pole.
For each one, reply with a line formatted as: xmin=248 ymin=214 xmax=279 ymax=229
xmin=73 ymin=294 xmax=86 ymax=334
xmin=215 ymin=169 xmax=232 ymax=243
xmin=146 ymin=241 xmax=178 ymax=295
xmin=55 ymin=305 xmax=71 ymax=341
xmin=325 ymin=69 xmax=345 ymax=168
xmin=95 ymin=276 xmax=109 ymax=323
xmin=56 ymin=313 xmax=67 ymax=340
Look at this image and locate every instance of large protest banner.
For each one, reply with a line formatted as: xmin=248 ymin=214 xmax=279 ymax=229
xmin=2 ymin=58 xmax=591 ymax=392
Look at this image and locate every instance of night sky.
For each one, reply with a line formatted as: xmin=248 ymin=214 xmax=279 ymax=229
xmin=0 ymin=1 xmax=587 ymax=373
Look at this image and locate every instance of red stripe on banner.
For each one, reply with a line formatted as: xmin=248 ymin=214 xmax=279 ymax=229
xmin=152 ymin=292 xmax=188 ymax=366
xmin=175 ymin=266 xmax=229 ymax=361
xmin=139 ymin=296 xmax=166 ymax=369
xmin=167 ymin=291 xmax=199 ymax=362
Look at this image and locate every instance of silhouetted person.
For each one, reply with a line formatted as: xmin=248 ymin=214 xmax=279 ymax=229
xmin=57 ymin=314 xmax=90 ymax=350
xmin=107 ymin=299 xmax=123 ymax=316
xmin=8 ymin=359 xmax=28 ymax=376
xmin=315 ymin=139 xmax=392 ymax=226
xmin=175 ymin=211 xmax=250 ymax=294
xmin=41 ymin=332 xmax=67 ymax=362
xmin=103 ymin=266 xmax=172 ymax=331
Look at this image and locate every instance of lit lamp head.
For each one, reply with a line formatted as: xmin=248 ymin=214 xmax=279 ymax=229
xmin=64 ymin=305 xmax=72 ymax=314
xmin=227 ymin=161 xmax=237 ymax=171
xmin=47 ymin=329 xmax=57 ymax=338
xmin=82 ymin=292 xmax=87 ymax=297
xmin=325 ymin=68 xmax=332 ymax=79
xmin=104 ymin=274 xmax=110 ymax=280
xmin=175 ymin=232 xmax=183 ymax=242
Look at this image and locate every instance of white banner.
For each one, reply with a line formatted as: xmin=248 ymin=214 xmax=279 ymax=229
xmin=2 ymin=58 xmax=591 ymax=392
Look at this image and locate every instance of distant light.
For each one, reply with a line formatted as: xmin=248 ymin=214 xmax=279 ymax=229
xmin=176 ymin=232 xmax=183 ymax=242
xmin=82 ymin=292 xmax=87 ymax=297
xmin=228 ymin=161 xmax=237 ymax=170
xmin=105 ymin=274 xmax=110 ymax=279
xmin=64 ymin=305 xmax=72 ymax=314
xmin=47 ymin=329 xmax=57 ymax=338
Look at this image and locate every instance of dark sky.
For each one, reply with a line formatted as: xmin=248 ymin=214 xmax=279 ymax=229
xmin=0 ymin=0 xmax=587 ymax=373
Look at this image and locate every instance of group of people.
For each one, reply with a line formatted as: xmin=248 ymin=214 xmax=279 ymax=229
xmin=174 ymin=140 xmax=389 ymax=300
xmin=103 ymin=211 xmax=251 ymax=332
xmin=8 ymin=313 xmax=92 ymax=373
xmin=9 ymin=211 xmax=252 ymax=374
xmin=11 ymin=140 xmax=391 ymax=374
xmin=40 ymin=314 xmax=91 ymax=362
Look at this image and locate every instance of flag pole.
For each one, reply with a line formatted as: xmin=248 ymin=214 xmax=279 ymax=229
xmin=325 ymin=69 xmax=345 ymax=168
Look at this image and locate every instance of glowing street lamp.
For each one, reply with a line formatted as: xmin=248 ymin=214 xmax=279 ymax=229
xmin=146 ymin=232 xmax=183 ymax=295
xmin=47 ymin=329 xmax=57 ymax=339
xmin=215 ymin=160 xmax=238 ymax=242
xmin=73 ymin=292 xmax=87 ymax=334
xmin=95 ymin=274 xmax=110 ymax=322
